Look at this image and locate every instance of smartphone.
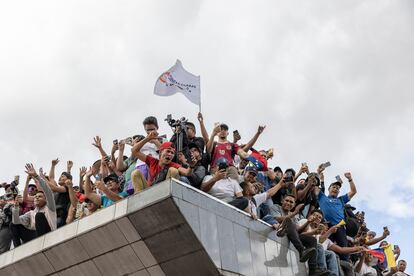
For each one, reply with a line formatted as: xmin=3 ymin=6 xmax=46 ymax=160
xmin=322 ymin=162 xmax=331 ymax=169
xmin=302 ymin=162 xmax=307 ymax=167
xmin=394 ymin=245 xmax=399 ymax=250
xmin=113 ymin=139 xmax=118 ymax=145
xmin=233 ymin=130 xmax=239 ymax=134
xmin=335 ymin=175 xmax=343 ymax=183
xmin=383 ymin=226 xmax=388 ymax=231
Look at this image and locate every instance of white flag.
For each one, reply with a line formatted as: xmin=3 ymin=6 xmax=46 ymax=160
xmin=154 ymin=60 xmax=201 ymax=106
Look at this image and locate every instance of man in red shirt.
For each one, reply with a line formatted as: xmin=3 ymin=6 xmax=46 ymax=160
xmin=131 ymin=131 xmax=192 ymax=192
xmin=206 ymin=123 xmax=265 ymax=180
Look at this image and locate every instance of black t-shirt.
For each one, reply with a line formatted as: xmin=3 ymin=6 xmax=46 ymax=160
xmin=54 ymin=186 xmax=70 ymax=216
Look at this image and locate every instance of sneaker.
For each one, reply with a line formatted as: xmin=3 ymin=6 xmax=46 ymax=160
xmin=299 ymin=248 xmax=316 ymax=263
xmin=308 ymin=268 xmax=331 ymax=276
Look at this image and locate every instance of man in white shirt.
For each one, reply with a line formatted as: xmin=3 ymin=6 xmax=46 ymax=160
xmin=201 ymin=158 xmax=247 ymax=210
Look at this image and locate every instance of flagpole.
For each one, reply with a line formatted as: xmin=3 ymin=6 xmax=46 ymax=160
xmin=198 ymin=77 xmax=202 ymax=113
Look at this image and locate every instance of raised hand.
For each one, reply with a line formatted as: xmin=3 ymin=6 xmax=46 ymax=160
xmin=25 ymin=163 xmax=38 ymax=178
xmin=95 ymin=180 xmax=106 ymax=191
xmin=212 ymin=123 xmax=221 ymax=136
xmin=257 ymin=125 xmax=266 ymax=134
xmin=51 ymin=158 xmax=59 ymax=166
xmin=79 ymin=166 xmax=87 ymax=178
xmin=64 ymin=179 xmax=73 ymax=187
xmin=344 ymin=172 xmax=352 ymax=180
xmin=147 ymin=131 xmax=158 ymax=140
xmin=197 ymin=112 xmax=204 ymax=123
xmin=92 ymin=136 xmax=102 ymax=149
xmin=67 ymin=160 xmax=73 ymax=171
xmin=213 ymin=169 xmax=227 ymax=181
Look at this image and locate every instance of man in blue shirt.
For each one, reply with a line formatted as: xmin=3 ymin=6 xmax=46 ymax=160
xmin=315 ymin=172 xmax=357 ymax=261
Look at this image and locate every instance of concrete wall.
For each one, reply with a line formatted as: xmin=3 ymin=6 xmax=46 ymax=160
xmin=0 ymin=179 xmax=306 ymax=276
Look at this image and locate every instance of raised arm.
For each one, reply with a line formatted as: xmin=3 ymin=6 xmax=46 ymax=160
xmin=95 ymin=180 xmax=123 ymax=203
xmin=64 ymin=179 xmax=78 ymax=208
xmin=266 ymin=181 xmax=283 ymax=198
xmin=92 ymin=136 xmax=109 ymax=158
xmin=26 ymin=163 xmax=56 ymax=212
xmin=49 ymin=158 xmax=59 ymax=181
xmin=344 ymin=172 xmax=357 ymax=199
xmin=197 ymin=112 xmax=209 ymax=146
xmin=84 ymin=169 xmax=102 ymax=207
xmin=23 ymin=175 xmax=34 ymax=203
xmin=241 ymin=125 xmax=265 ymax=152
xmin=79 ymin=166 xmax=87 ymax=193
xmin=116 ymin=141 xmax=128 ymax=172
xmin=132 ymin=131 xmax=158 ymax=162
xmin=206 ymin=124 xmax=221 ymax=154
xmin=365 ymin=227 xmax=390 ymax=246
xmin=67 ymin=160 xmax=73 ymax=174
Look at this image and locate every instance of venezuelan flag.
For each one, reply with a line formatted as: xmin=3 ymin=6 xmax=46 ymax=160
xmin=372 ymin=244 xmax=396 ymax=269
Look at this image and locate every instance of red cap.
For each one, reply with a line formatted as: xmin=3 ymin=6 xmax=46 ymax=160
xmin=78 ymin=194 xmax=86 ymax=203
xmin=159 ymin=142 xmax=175 ymax=152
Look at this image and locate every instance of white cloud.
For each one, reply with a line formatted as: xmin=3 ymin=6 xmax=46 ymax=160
xmin=0 ymin=0 xmax=413 ymax=241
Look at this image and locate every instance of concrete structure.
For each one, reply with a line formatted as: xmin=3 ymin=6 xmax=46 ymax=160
xmin=0 ymin=179 xmax=306 ymax=276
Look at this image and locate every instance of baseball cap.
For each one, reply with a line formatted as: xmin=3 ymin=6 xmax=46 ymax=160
xmin=245 ymin=166 xmax=258 ymax=175
xmin=329 ymin=181 xmax=342 ymax=188
xmin=216 ymin=157 xmax=229 ymax=167
xmin=103 ymin=173 xmax=119 ymax=183
xmin=273 ymin=166 xmax=283 ymax=173
xmin=159 ymin=142 xmax=176 ymax=153
xmin=188 ymin=142 xmax=201 ymax=153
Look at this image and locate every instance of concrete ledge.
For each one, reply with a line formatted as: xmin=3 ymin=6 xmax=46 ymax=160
xmin=1 ymin=179 xmax=304 ymax=276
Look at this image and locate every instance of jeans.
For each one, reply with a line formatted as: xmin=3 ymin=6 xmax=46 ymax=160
xmin=326 ymin=249 xmax=339 ymax=276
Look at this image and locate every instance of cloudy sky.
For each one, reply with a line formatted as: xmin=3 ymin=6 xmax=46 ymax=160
xmin=1 ymin=0 xmax=413 ymax=265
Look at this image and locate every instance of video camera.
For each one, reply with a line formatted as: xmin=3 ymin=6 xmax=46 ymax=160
xmin=165 ymin=114 xmax=188 ymax=130
xmin=165 ymin=114 xmax=189 ymax=154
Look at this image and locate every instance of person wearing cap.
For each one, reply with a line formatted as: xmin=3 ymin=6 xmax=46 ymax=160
xmin=315 ymin=172 xmax=357 ymax=262
xmin=206 ymin=123 xmax=265 ymax=180
xmin=177 ymin=142 xmax=206 ymax=189
xmin=84 ymin=172 xmax=128 ymax=208
xmin=131 ymin=131 xmax=191 ymax=192
xmin=10 ymin=164 xmax=57 ymax=247
xmin=201 ymin=157 xmax=248 ymax=210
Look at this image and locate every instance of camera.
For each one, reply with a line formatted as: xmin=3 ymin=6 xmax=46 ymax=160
xmin=165 ymin=114 xmax=188 ymax=129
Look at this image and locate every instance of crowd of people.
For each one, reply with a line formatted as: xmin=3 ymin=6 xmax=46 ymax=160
xmin=0 ymin=113 xmax=409 ymax=276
